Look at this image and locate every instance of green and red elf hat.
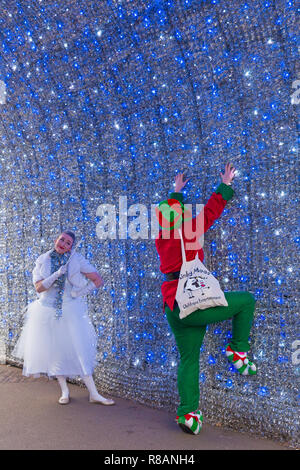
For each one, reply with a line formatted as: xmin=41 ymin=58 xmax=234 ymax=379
xmin=155 ymin=197 xmax=192 ymax=230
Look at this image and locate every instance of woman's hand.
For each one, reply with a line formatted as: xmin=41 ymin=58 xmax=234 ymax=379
xmin=83 ymin=271 xmax=104 ymax=288
xmin=56 ymin=264 xmax=68 ymax=277
xmin=174 ymin=173 xmax=190 ymax=192
xmin=220 ymin=162 xmax=236 ymax=185
xmin=36 ymin=264 xmax=68 ymax=293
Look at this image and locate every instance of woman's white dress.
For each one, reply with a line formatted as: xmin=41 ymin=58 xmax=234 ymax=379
xmin=13 ymin=249 xmax=98 ymax=378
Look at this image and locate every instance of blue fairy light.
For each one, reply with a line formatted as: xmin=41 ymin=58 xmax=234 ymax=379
xmin=146 ymin=351 xmax=155 ymax=363
xmin=214 ymin=327 xmax=222 ymax=335
xmin=258 ymin=386 xmax=269 ymax=397
xmin=232 ymin=267 xmax=239 ymax=278
xmin=200 ymin=373 xmax=206 ymax=383
xmin=278 ymin=356 xmax=288 ymax=363
xmin=209 ymin=355 xmax=217 ymax=365
xmin=160 ymin=352 xmax=167 ymax=364
xmin=226 ymin=379 xmax=234 ymax=389
xmin=210 ymin=240 xmax=217 ymax=254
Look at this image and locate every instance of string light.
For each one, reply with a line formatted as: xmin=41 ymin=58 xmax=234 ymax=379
xmin=0 ymin=0 xmax=298 ymax=448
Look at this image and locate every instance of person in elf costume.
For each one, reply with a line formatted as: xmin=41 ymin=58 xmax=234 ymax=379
xmin=155 ymin=163 xmax=257 ymax=435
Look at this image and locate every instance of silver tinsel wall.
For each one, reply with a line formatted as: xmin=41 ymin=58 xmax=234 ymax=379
xmin=0 ymin=0 xmax=299 ymax=447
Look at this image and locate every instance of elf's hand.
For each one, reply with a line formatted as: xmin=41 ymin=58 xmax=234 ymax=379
xmin=174 ymin=173 xmax=190 ymax=192
xmin=220 ymin=162 xmax=236 ymax=185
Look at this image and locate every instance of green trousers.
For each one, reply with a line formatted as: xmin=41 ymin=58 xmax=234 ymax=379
xmin=165 ymin=291 xmax=256 ymax=416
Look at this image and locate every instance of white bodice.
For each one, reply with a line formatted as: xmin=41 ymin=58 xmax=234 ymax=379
xmin=32 ymin=249 xmax=97 ymax=307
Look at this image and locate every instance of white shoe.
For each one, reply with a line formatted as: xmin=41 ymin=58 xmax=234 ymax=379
xmin=58 ymin=396 xmax=70 ymax=405
xmin=89 ymin=395 xmax=115 ymax=406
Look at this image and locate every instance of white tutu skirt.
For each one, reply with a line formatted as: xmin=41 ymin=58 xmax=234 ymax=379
xmin=13 ymin=297 xmax=98 ymax=378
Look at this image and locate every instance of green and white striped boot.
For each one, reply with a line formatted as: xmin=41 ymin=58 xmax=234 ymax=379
xmin=225 ymin=345 xmax=257 ymax=376
xmin=176 ymin=410 xmax=203 ymax=435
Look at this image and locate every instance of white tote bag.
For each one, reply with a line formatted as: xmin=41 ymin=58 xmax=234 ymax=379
xmin=175 ymin=229 xmax=228 ymax=319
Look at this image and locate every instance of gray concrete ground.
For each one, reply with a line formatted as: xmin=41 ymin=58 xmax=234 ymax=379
xmin=0 ymin=364 xmax=290 ymax=451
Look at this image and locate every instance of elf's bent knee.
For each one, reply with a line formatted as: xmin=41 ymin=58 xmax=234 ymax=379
xmin=248 ymin=292 xmax=256 ymax=304
xmin=244 ymin=291 xmax=256 ymax=306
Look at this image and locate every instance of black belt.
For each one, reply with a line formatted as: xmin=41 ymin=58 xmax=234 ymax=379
xmin=165 ymin=271 xmax=180 ymax=281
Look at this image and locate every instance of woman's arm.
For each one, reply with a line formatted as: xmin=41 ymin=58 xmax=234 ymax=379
xmin=34 ymin=265 xmax=68 ymax=293
xmin=35 ymin=280 xmax=47 ymax=293
xmin=70 ymin=271 xmax=104 ymax=298
xmin=82 ymin=271 xmax=104 ymax=288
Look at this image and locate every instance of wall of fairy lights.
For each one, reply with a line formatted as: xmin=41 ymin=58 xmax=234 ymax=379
xmin=0 ymin=0 xmax=298 ymax=447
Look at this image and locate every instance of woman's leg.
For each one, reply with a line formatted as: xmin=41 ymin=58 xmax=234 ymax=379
xmin=56 ymin=375 xmax=70 ymax=404
xmin=81 ymin=375 xmax=115 ymax=406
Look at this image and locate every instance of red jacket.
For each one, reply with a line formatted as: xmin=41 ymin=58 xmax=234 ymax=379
xmin=155 ymin=183 xmax=234 ymax=311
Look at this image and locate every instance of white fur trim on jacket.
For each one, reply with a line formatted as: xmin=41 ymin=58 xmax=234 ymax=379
xmin=32 ymin=249 xmax=97 ymax=291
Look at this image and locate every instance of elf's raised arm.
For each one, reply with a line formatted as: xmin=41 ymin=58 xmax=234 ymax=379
xmin=169 ymin=164 xmax=235 ymax=239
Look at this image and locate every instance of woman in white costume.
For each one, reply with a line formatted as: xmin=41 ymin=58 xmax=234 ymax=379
xmin=13 ymin=230 xmax=114 ymax=406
